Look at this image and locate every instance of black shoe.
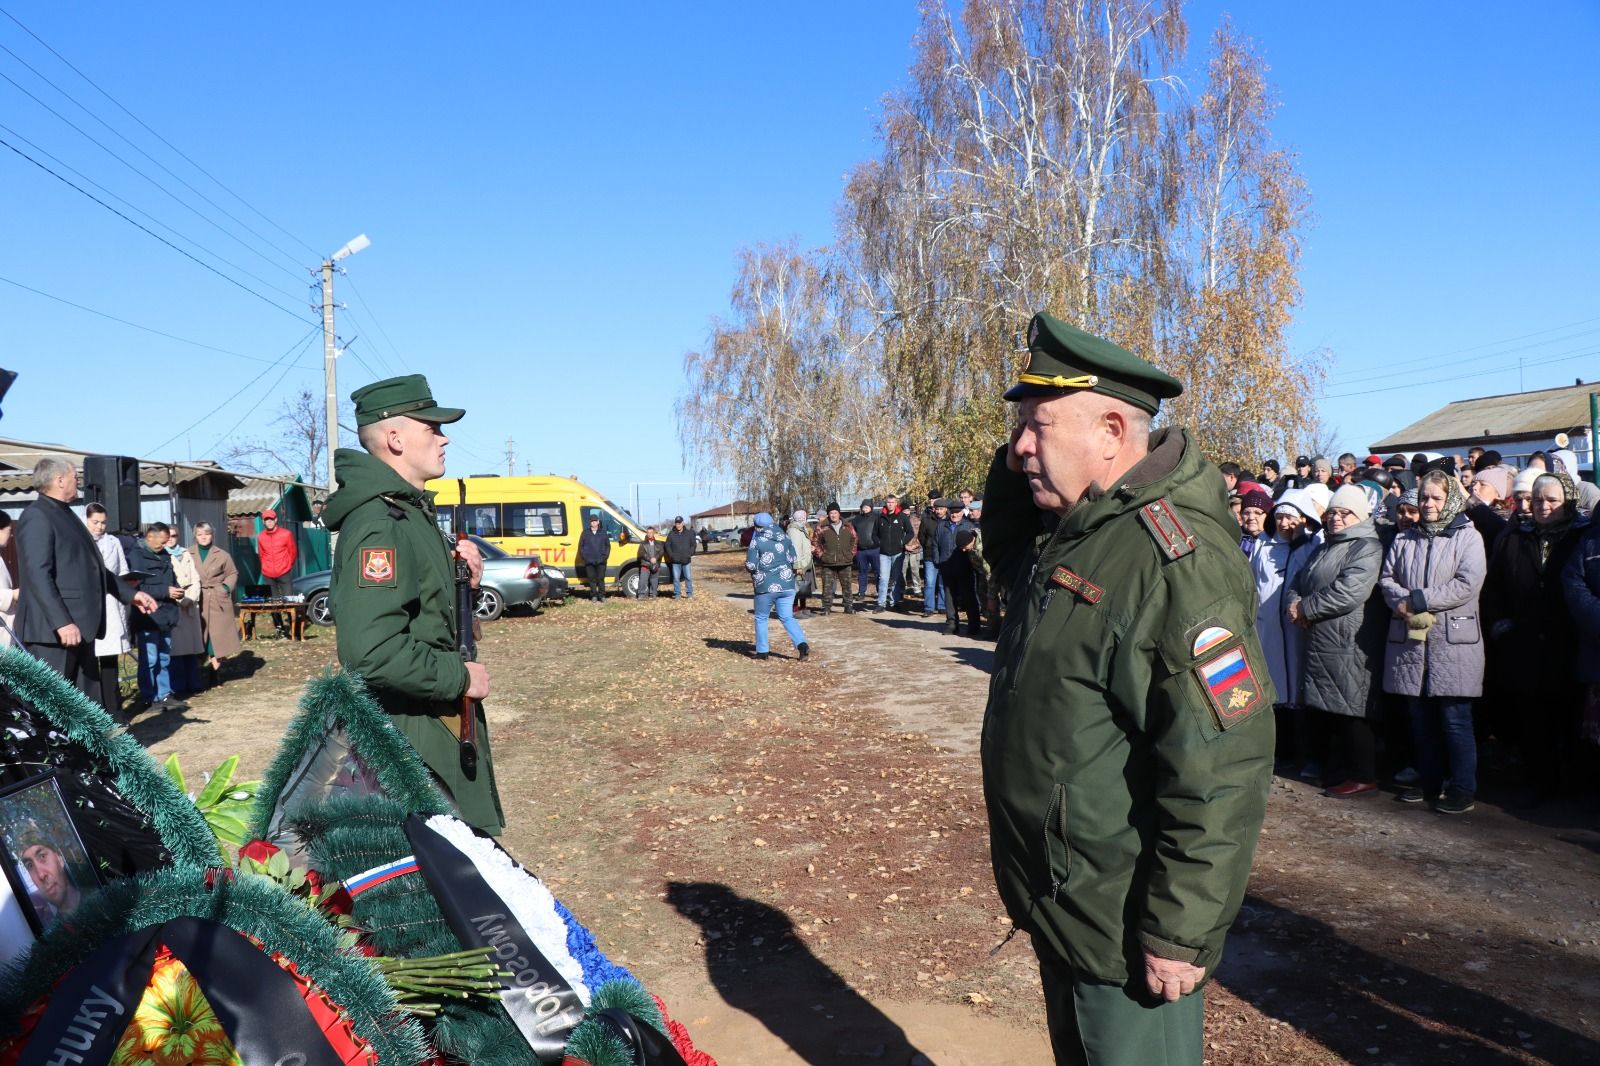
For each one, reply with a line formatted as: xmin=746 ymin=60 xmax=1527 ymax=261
xmin=797 ymin=642 xmax=810 ymax=661
xmin=755 ymin=652 xmax=769 ymax=661
xmin=1436 ymin=790 xmax=1475 ymax=815
xmin=157 ymin=697 xmax=187 ymax=713
xmin=1397 ymin=786 xmax=1428 ymax=804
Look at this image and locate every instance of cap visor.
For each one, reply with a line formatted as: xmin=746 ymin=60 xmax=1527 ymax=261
xmin=1002 ymin=382 xmax=1063 ymax=401
xmin=410 ymin=405 xmax=465 ymax=424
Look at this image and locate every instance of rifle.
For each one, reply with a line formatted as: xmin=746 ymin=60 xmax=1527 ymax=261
xmin=454 ymin=483 xmax=480 ymax=778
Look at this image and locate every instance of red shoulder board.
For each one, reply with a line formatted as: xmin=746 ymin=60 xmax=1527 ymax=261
xmin=1138 ymin=498 xmax=1196 ymax=561
xmin=1049 ymin=566 xmax=1104 ymax=604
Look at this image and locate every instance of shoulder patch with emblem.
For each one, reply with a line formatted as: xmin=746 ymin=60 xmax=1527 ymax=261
xmin=1138 ymin=497 xmax=1196 ymax=561
xmin=1049 ymin=566 xmax=1104 ymax=604
xmin=1194 ymin=645 xmax=1262 ymax=727
xmin=359 ymin=547 xmax=397 ymax=587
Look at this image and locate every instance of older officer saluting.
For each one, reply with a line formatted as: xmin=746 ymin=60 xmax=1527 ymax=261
xmin=980 ymin=313 xmax=1274 ymax=1066
xmin=324 ymin=374 xmax=504 ymax=836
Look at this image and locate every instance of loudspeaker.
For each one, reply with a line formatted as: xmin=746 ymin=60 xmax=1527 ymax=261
xmin=83 ymin=454 xmax=142 ymax=534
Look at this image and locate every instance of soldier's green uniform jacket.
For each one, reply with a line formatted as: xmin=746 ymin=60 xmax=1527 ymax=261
xmin=323 ymin=446 xmax=505 ymax=836
xmin=980 ymin=426 xmax=1274 ymax=986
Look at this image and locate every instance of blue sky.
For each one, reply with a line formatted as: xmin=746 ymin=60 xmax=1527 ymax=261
xmin=1 ymin=2 xmax=1595 ymax=519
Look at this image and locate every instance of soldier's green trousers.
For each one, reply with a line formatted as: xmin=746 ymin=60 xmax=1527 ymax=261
xmin=1038 ymin=953 xmax=1203 ymax=1066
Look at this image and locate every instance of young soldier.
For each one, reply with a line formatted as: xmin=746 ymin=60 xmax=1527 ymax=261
xmin=323 ymin=375 xmax=504 ymax=836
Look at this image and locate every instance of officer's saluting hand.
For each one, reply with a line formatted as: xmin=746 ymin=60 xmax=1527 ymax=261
xmin=322 ymin=374 xmax=505 ymax=836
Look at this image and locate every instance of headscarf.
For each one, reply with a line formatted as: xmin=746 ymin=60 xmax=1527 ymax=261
xmin=1398 ymin=487 xmax=1419 ymax=508
xmin=1531 ymin=472 xmax=1578 ymax=530
xmin=1415 ymin=470 xmax=1466 ymax=537
xmin=1550 ymin=449 xmax=1579 ymax=478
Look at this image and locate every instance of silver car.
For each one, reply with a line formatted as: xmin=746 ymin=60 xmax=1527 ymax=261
xmin=294 ymin=534 xmax=550 ymax=625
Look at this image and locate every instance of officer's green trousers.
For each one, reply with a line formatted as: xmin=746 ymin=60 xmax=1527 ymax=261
xmin=1038 ymin=953 xmax=1203 ymax=1066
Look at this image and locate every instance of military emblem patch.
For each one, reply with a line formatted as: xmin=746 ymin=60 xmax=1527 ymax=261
xmin=360 ymin=547 xmax=396 ymax=586
xmin=1191 ymin=625 xmax=1234 ymax=656
xmin=1194 ymin=645 xmax=1261 ymax=728
xmin=1049 ymin=566 xmax=1103 ymax=604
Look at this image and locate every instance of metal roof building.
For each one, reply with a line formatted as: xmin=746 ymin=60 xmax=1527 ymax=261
xmin=1368 ymin=381 xmax=1598 ymax=469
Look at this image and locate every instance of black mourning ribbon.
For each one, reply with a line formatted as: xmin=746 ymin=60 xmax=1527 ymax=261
xmin=405 ymin=814 xmax=585 ymax=1063
xmin=20 ymin=916 xmax=346 ymax=1066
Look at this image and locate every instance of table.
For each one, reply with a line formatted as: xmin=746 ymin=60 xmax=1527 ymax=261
xmin=237 ymin=601 xmax=308 ymax=642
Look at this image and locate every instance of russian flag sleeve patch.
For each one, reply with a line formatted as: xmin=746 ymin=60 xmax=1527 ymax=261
xmin=1194 ymin=644 xmax=1262 ymax=728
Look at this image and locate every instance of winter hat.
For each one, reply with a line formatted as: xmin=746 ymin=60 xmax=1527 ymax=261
xmin=792 ymin=509 xmax=808 ymax=523
xmin=1300 ymin=482 xmax=1333 ymax=520
xmin=1262 ymin=459 xmax=1281 ymax=474
xmin=1551 ymin=449 xmax=1579 ymax=477
xmin=1235 ymin=479 xmax=1268 ymax=497
xmin=1311 ymin=455 xmax=1333 ymax=476
xmin=1327 ymin=484 xmax=1372 ymax=524
xmin=1471 ymin=465 xmax=1514 ymax=500
xmin=1239 ymin=489 xmax=1274 ymax=514
xmin=1399 ymin=488 xmax=1420 ymax=508
xmin=1473 ymin=449 xmax=1503 ymax=473
xmin=955 ymin=529 xmax=978 ymax=549
xmin=754 ymin=512 xmax=774 ymax=528
xmin=860 ymin=498 xmax=874 ymax=509
xmin=1513 ymin=468 xmax=1540 ymax=494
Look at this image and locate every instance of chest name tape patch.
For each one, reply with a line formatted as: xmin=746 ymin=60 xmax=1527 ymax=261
xmin=1049 ymin=566 xmax=1103 ymax=604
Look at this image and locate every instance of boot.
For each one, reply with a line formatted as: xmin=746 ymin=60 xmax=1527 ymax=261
xmin=797 ymin=642 xmax=810 ymax=661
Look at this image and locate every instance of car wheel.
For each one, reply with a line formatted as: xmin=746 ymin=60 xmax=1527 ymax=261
xmin=306 ymin=591 xmax=334 ymax=626
xmin=473 ymin=587 xmax=505 ymax=622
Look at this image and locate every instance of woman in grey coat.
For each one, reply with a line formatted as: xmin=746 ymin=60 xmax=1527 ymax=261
xmin=1379 ymin=468 xmax=1487 ymax=814
xmin=1287 ymin=485 xmax=1388 ymax=797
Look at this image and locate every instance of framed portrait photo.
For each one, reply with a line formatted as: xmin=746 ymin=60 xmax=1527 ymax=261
xmin=0 ymin=771 xmax=102 ymax=937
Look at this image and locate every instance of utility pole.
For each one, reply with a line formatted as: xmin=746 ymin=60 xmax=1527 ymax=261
xmin=506 ymin=436 xmax=515 ymax=476
xmin=319 ymin=234 xmax=371 ymax=490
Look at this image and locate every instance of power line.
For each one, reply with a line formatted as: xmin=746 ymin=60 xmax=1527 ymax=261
xmin=0 ymin=63 xmax=308 ymax=294
xmin=0 ymin=118 xmax=308 ymax=305
xmin=0 ymin=36 xmax=307 ymax=278
xmin=201 ymin=337 xmax=317 ymax=460
xmin=0 ymin=133 xmax=316 ymax=324
xmin=341 ymin=273 xmax=409 ymax=373
xmin=0 ymin=4 xmax=321 ymax=261
xmin=333 ymin=306 xmax=398 ymax=377
xmin=1326 ymin=314 xmax=1600 ymax=383
xmin=0 ymin=272 xmax=321 ymax=367
xmin=1326 ymin=326 xmax=1600 ymax=388
xmin=147 ymin=326 xmax=320 ymax=454
xmin=1321 ymin=343 xmax=1600 ymax=400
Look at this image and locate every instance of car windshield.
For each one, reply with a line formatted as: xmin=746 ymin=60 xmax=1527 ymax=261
xmin=468 ymin=534 xmax=507 ymax=559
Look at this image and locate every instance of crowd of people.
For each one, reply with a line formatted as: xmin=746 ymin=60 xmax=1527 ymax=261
xmin=737 ymin=491 xmax=1002 ymax=659
xmin=2 ymin=456 xmax=252 ymax=724
xmin=1228 ymin=446 xmax=1600 ymax=813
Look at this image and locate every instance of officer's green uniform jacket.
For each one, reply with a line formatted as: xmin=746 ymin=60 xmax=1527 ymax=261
xmin=980 ymin=427 xmax=1273 ymax=986
xmin=323 ymin=447 xmax=505 ymax=836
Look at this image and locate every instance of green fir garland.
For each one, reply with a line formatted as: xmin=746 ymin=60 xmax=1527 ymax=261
xmin=249 ymin=669 xmax=452 ymax=842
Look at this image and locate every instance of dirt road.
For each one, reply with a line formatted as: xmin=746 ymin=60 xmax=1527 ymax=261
xmin=137 ymin=552 xmax=1600 ymax=1065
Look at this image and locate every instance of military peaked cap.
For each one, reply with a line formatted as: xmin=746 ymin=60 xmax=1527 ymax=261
xmin=1004 ymin=312 xmax=1183 ymax=414
xmin=352 ymin=374 xmax=465 ymax=428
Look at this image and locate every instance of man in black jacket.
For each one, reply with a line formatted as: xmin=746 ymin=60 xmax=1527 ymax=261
xmin=874 ymin=494 xmax=916 ymax=612
xmin=125 ymin=523 xmax=187 ymax=712
xmin=577 ymin=516 xmax=611 ymax=602
xmin=850 ymin=499 xmax=880 ymax=609
xmin=664 ymin=516 xmax=697 ymax=599
xmin=15 ymin=457 xmax=157 ymax=712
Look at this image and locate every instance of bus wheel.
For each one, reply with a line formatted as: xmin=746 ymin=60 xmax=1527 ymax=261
xmin=618 ymin=568 xmax=641 ymax=599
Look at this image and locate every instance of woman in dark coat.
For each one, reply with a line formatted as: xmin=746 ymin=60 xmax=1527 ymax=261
xmin=1287 ymin=485 xmax=1389 ymax=796
xmin=1483 ymin=471 xmax=1583 ymax=795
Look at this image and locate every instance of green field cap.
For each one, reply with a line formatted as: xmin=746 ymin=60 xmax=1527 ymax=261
xmin=352 ymin=374 xmax=466 ymax=427
xmin=1004 ymin=312 xmax=1183 ymax=414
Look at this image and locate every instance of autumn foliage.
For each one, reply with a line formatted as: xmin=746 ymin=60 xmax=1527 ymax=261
xmin=680 ymin=0 xmax=1325 ymax=508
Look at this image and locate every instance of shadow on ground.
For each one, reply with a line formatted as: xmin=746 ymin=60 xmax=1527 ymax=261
xmin=1223 ymin=893 xmax=1600 ymax=1065
xmin=666 ymin=881 xmax=935 ymax=1066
